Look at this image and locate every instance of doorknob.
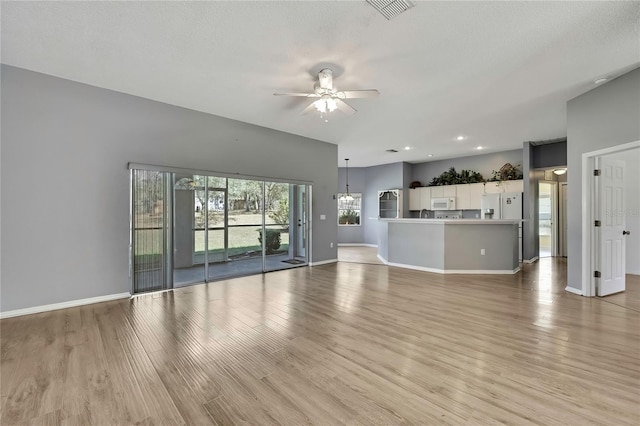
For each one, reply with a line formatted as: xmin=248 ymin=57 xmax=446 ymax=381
xmin=623 ymin=230 xmax=631 ymax=236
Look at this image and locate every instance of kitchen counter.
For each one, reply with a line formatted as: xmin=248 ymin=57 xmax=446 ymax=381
xmin=377 ymin=219 xmax=520 ymax=274
xmin=380 ymin=218 xmax=523 ymax=225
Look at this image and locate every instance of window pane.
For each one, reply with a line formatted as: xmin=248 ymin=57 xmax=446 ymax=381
xmin=338 ymin=193 xmax=362 ymax=225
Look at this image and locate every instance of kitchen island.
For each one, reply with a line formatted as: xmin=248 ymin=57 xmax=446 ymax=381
xmin=378 ymin=219 xmax=521 ymax=274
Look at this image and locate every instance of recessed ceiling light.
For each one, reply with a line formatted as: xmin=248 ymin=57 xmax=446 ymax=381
xmin=476 ymin=146 xmax=484 ymax=150
xmin=456 ymin=135 xmax=465 ymax=141
xmin=404 ymin=146 xmax=413 ymax=150
xmin=594 ymin=77 xmax=608 ymax=84
xmin=427 ymin=154 xmax=433 ymax=157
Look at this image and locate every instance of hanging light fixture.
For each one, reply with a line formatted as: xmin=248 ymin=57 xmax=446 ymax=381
xmin=314 ymin=95 xmax=338 ymax=122
xmin=340 ymin=158 xmax=354 ymax=201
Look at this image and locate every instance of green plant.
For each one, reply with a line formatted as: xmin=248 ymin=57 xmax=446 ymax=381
xmin=339 ymin=209 xmax=360 ymax=225
xmin=428 ymin=167 xmax=485 ymax=186
xmin=257 ymin=229 xmax=281 ymax=254
xmin=488 ymin=163 xmax=523 ymax=181
xmin=269 ymin=198 xmax=289 ymax=231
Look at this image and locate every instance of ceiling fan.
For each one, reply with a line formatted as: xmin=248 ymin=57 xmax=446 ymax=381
xmin=274 ymin=68 xmax=379 ymax=121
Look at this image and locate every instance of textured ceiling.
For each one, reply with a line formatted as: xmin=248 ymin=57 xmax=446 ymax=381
xmin=2 ymin=1 xmax=639 ymax=167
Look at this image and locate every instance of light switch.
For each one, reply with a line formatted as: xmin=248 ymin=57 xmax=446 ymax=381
xmin=320 ymin=214 xmax=326 ymax=220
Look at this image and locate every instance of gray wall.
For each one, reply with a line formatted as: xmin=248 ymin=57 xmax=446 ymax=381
xmin=566 ymin=67 xmax=640 ymax=291
xmin=532 ymin=141 xmax=567 ymax=169
xmin=1 ymin=65 xmax=338 ymax=312
xmin=364 ymin=163 xmax=405 ymax=245
xmin=411 ymin=149 xmax=523 ymax=185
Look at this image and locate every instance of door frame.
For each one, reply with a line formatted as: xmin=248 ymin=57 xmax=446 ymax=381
xmin=581 ymin=140 xmax=640 ymax=296
xmin=558 ymin=182 xmax=567 ymax=257
xmin=538 ymin=180 xmax=558 ymax=257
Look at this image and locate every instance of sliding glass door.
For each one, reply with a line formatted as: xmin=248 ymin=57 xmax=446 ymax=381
xmin=131 ymin=170 xmax=171 ymax=293
xmin=131 ymin=166 xmax=310 ymax=294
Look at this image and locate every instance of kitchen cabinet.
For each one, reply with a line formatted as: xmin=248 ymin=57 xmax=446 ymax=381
xmin=378 ymin=189 xmax=403 ymax=218
xmin=409 ymin=180 xmax=522 ymax=211
xmin=430 ymin=186 xmax=456 ymax=198
xmin=418 ymin=187 xmax=431 ymax=210
xmin=468 ymin=183 xmax=485 ymax=209
xmin=409 ymin=188 xmax=421 ymax=211
xmin=455 ymin=184 xmax=470 ymax=210
xmin=504 ymin=180 xmax=524 ymax=193
xmin=484 ymin=181 xmax=502 ymax=194
xmin=409 ymin=187 xmax=431 ymax=211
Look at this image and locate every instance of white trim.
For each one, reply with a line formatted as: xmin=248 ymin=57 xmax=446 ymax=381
xmin=0 ymin=292 xmax=131 ymax=319
xmin=582 ymin=140 xmax=640 ymax=297
xmin=309 ymin=258 xmax=338 ymax=266
xmin=565 ymin=286 xmax=583 ymax=296
xmin=387 ymin=262 xmax=519 ymax=275
xmin=377 ymin=254 xmax=388 ymax=264
xmin=337 ymin=243 xmax=378 ymax=247
xmin=523 ymin=256 xmax=539 ymax=264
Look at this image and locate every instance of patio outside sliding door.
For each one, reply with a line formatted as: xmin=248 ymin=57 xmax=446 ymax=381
xmin=131 ymin=169 xmax=172 ymax=293
xmin=131 ymin=164 xmax=311 ymax=294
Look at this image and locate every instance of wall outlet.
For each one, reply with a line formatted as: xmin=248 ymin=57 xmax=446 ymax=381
xmin=480 ymin=249 xmax=486 ymax=255
xmin=330 ymin=242 xmax=334 ymax=248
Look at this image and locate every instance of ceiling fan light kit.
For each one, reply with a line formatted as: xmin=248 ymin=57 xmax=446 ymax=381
xmin=274 ymin=68 xmax=379 ymax=122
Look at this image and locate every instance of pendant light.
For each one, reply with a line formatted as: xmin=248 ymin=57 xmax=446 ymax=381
xmin=340 ymin=158 xmax=354 ymax=201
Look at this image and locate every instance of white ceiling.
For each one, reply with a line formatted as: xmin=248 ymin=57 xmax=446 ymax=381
xmin=2 ymin=1 xmax=639 ymax=167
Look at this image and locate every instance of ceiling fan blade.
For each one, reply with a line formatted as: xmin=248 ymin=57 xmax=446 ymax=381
xmin=273 ymin=92 xmax=318 ymax=97
xmin=301 ymin=101 xmax=319 ymax=115
xmin=337 ymin=89 xmax=380 ymax=99
xmin=335 ymin=99 xmax=357 ymax=115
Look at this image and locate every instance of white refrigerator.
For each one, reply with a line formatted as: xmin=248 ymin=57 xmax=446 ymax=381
xmin=481 ymin=192 xmax=522 ymax=220
xmin=481 ymin=192 xmax=523 ymax=261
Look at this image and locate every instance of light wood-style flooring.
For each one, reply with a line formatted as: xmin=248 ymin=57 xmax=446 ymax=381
xmin=1 ymin=258 xmax=639 ymax=425
xmin=338 ymin=245 xmax=384 ymax=265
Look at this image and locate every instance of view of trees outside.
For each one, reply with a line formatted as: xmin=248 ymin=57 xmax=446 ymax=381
xmin=133 ymin=172 xmax=293 ymax=267
xmin=191 ymin=178 xmax=290 ymax=257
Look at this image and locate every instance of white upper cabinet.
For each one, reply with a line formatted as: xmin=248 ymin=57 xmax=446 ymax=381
xmin=430 ymin=186 xmax=456 ymax=198
xmin=468 ymin=183 xmax=485 ymax=209
xmin=409 ymin=187 xmax=432 ymax=211
xmin=484 ymin=181 xmax=503 ymax=194
xmin=455 ymin=184 xmax=470 ymax=210
xmin=409 ymin=188 xmax=421 ymax=211
xmin=409 ymin=180 xmax=523 ymax=211
xmin=419 ymin=187 xmax=431 ymax=210
xmin=504 ymin=180 xmax=524 ymax=193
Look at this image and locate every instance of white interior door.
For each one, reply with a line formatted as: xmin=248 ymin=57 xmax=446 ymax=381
xmin=597 ymin=157 xmax=626 ymax=296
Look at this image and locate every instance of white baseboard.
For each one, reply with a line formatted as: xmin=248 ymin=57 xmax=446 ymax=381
xmin=523 ymin=256 xmax=539 ymax=264
xmin=387 ymin=262 xmax=519 ymax=275
xmin=377 ymin=254 xmax=388 ymax=264
xmin=564 ymin=286 xmax=583 ymax=296
xmin=0 ymin=292 xmax=131 ymax=319
xmin=309 ymin=258 xmax=338 ymax=267
xmin=337 ymin=243 xmax=378 ymax=248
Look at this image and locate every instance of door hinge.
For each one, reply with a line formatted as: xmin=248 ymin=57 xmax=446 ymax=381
xmin=594 ymin=220 xmax=601 ymax=227
xmin=593 ymin=169 xmax=601 ymax=176
xmin=594 ymin=271 xmax=601 ymax=278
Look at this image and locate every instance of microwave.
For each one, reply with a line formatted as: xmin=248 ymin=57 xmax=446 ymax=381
xmin=431 ymin=197 xmax=456 ymax=210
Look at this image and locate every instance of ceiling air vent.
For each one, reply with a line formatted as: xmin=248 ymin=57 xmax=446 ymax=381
xmin=386 ymin=149 xmax=398 ymax=153
xmin=367 ymin=0 xmax=415 ymax=20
